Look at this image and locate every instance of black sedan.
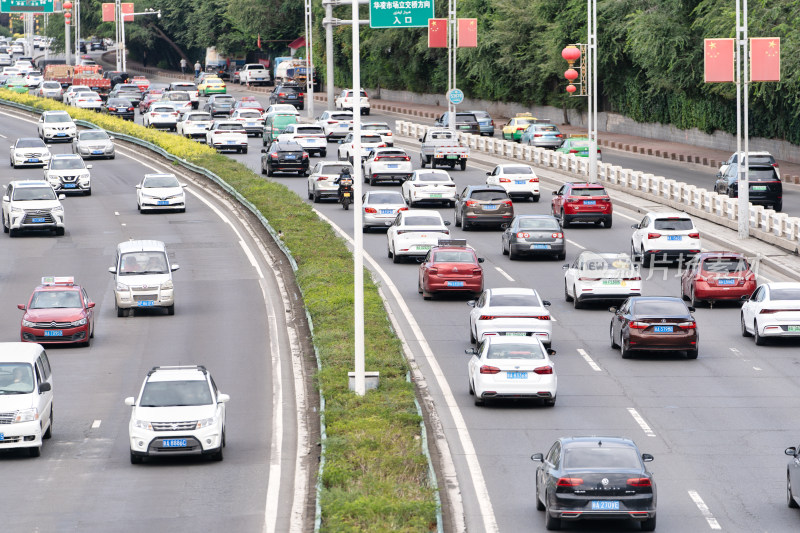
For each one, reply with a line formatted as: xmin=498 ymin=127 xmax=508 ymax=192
xmin=532 ymin=436 xmax=657 ymax=531
xmin=261 ymin=142 xmax=309 ymax=177
xmin=101 ymin=98 xmax=135 ymax=121
xmin=501 ymin=214 xmax=565 ymax=260
xmin=786 ymin=444 xmax=800 ymax=508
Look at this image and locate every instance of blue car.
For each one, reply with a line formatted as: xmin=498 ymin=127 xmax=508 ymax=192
xmin=520 ymin=123 xmax=564 ymax=149
xmin=470 ymin=110 xmax=495 ymax=137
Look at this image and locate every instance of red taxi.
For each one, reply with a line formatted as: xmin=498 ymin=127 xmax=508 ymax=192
xmin=138 ymin=89 xmax=164 ymax=113
xmin=418 ymin=241 xmax=484 ymax=300
xmin=551 ymin=182 xmax=613 ymax=228
xmin=131 ymin=76 xmax=151 ymax=91
xmin=18 ymin=277 xmax=95 ymax=346
xmin=231 ymin=99 xmax=266 ymax=116
xmin=679 ymin=251 xmax=757 ymax=306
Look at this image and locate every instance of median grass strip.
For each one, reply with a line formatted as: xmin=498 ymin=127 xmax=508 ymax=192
xmin=0 ymin=90 xmax=437 ymax=532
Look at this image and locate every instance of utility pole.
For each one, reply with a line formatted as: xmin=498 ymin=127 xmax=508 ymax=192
xmin=322 ymin=0 xmax=369 ymax=110
xmin=304 ymin=0 xmax=315 ymax=120
xmin=735 ymin=0 xmax=750 ymax=239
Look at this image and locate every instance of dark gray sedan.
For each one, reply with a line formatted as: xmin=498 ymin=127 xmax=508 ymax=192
xmin=786 ymin=444 xmax=800 ymax=508
xmin=501 ymin=215 xmax=565 ymax=260
xmin=204 ymin=94 xmax=237 ymax=117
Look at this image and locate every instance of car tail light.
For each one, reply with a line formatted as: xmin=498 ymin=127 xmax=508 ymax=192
xmin=688 ymin=232 xmax=700 ymax=239
xmin=378 ymin=143 xmax=386 ymax=148
xmin=499 ymin=177 xmax=511 ymax=183
xmin=270 ymin=153 xmax=279 ymax=159
xmin=627 ymin=478 xmax=651 ymax=487
xmin=557 ymin=477 xmax=583 ymax=487
xmin=552 ymin=232 xmax=563 ymax=238
xmin=555 ymin=134 xmax=563 ymax=138
xmin=533 ymin=315 xmax=551 ymax=320
xmin=516 ymin=232 xmax=530 ymax=238
xmin=478 ymin=315 xmax=495 ymax=320
xmin=630 ymin=321 xmax=649 ymax=329
xmin=678 ymin=321 xmax=697 ymax=329
xmin=327 ymin=120 xmax=337 ymax=124
xmin=529 ymin=178 xmax=539 ymax=183
xmin=316 ymin=176 xmax=327 ymax=181
xmin=278 ymin=92 xmax=286 ymax=97
xmin=128 ymin=107 xmax=134 ymax=111
xmin=490 ymin=120 xmax=495 ymax=127
xmin=502 ymin=200 xmax=512 ymax=206
xmin=373 ymin=156 xmax=382 ymax=162
xmin=465 ymin=200 xmax=478 ymax=207
xmin=428 ymin=267 xmax=438 ymax=275
xmin=402 ymin=155 xmax=409 ymax=160
xmin=364 ymin=207 xmax=377 ymax=213
xmin=398 ymin=207 xmax=408 ymax=211
xmin=569 ymin=149 xmax=579 ymax=154
xmin=647 ymin=233 xmax=661 ymax=239
xmin=624 ymin=276 xmax=642 ymax=281
xmin=533 ymin=134 xmax=542 ymax=137
xmin=302 ymin=153 xmax=309 ymax=159
xmin=533 ymin=366 xmax=553 ymax=375
xmin=759 ymin=309 xmax=780 ymax=314
xmin=108 ymin=107 xmax=117 ymax=111
xmin=578 ymin=277 xmax=601 ymax=281
xmin=479 ymin=365 xmax=501 ymax=374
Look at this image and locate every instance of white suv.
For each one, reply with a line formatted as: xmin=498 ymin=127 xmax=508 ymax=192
xmin=2 ymin=180 xmax=65 ymax=237
xmin=125 ymin=365 xmax=229 ymax=464
xmin=44 ymin=154 xmax=92 ymax=195
xmin=630 ymin=211 xmax=701 ymax=266
xmin=334 ymin=88 xmax=370 ymax=115
xmin=38 ymin=109 xmax=75 ymax=143
xmin=108 ymin=240 xmax=179 ymax=316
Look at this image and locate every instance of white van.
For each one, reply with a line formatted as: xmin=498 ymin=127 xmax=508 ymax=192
xmin=109 ymin=240 xmax=179 ymax=317
xmin=0 ymin=343 xmax=54 ymax=457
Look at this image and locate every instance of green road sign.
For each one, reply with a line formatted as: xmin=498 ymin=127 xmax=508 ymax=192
xmin=369 ymin=0 xmax=434 ymax=29
xmin=1 ymin=0 xmax=54 ymax=13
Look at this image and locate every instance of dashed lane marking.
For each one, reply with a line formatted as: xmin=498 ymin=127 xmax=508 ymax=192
xmin=577 ymin=348 xmax=602 ymax=372
xmin=494 ymin=266 xmax=514 ymax=282
xmin=627 ymin=407 xmax=656 ymax=437
xmin=688 ymin=490 xmax=722 ymax=530
xmin=91 ymin=420 xmax=101 ymax=429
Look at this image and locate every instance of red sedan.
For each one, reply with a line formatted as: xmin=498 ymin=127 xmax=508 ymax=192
xmin=18 ymin=277 xmax=95 ymax=347
xmin=138 ymin=89 xmax=164 ymax=113
xmin=418 ymin=242 xmax=484 ymax=300
xmin=680 ymin=251 xmax=756 ymax=306
xmin=551 ymin=182 xmax=613 ymax=228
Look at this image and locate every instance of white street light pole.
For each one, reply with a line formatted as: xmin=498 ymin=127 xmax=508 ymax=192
xmin=74 ymin=0 xmax=80 ymax=61
xmin=447 ymin=0 xmax=456 ymax=133
xmin=587 ymin=0 xmax=598 ymax=182
xmin=351 ymin=0 xmax=365 ymax=396
xmin=117 ymin=7 xmax=161 ymax=73
xmin=65 ymin=12 xmax=71 ymax=66
xmin=304 ymin=0 xmax=315 ymax=120
xmin=736 ymin=0 xmax=750 ymax=239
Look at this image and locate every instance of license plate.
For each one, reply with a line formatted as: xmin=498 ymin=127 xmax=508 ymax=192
xmin=591 ymin=501 xmax=620 ymax=511
xmin=751 ymin=185 xmax=767 ymax=191
xmin=446 ymin=281 xmax=465 ymax=287
xmin=157 ymin=201 xmax=169 ymax=206
xmin=387 ymin=164 xmax=399 ymax=168
xmin=343 ymin=193 xmax=351 ymax=197
xmin=515 ymin=180 xmax=526 ymax=185
xmin=0 ymin=433 xmax=3 ymax=441
xmin=430 ymin=193 xmax=442 ymax=198
xmin=32 ymin=217 xmax=45 ymax=223
xmin=226 ymin=140 xmax=235 ymax=144
xmin=507 ymin=371 xmax=528 ymax=379
xmin=789 ymin=326 xmax=800 ymax=332
xmin=286 ymin=155 xmax=297 ymax=160
xmin=92 ymin=150 xmax=103 ymax=154
xmin=505 ymin=332 xmax=526 ymax=336
xmin=459 ymin=125 xmax=470 ymax=129
xmin=56 ymin=133 xmax=66 ymax=137
xmin=338 ymin=124 xmax=348 ymax=128
xmin=718 ymin=278 xmax=736 ymax=285
xmin=667 ymin=235 xmax=682 ymax=241
xmin=446 ymin=155 xmax=458 ymax=159
xmin=63 ymin=183 xmax=76 ymax=188
xmin=44 ymin=330 xmax=63 ymax=337
xmin=653 ymin=325 xmax=673 ymax=333
xmin=288 ymin=95 xmax=297 ymax=99
xmin=27 ymin=158 xmax=40 ymax=163
xmin=136 ymin=300 xmax=155 ymax=307
xmin=379 ymin=209 xmax=394 ymax=214
xmin=246 ymin=122 xmax=256 ymax=126
xmin=583 ymin=200 xmax=596 ymax=205
xmin=602 ymin=279 xmax=621 ymax=285
xmin=162 ymin=439 xmax=187 ymax=448
xmin=483 ymin=205 xmax=498 ymax=210
xmin=532 ymin=244 xmax=550 ymax=249
xmin=414 ymin=245 xmax=431 ymax=251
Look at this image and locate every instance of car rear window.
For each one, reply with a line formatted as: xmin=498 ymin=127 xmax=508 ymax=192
xmin=330 ymin=114 xmax=352 ymax=121
xmin=563 ymin=447 xmax=641 ymax=469
xmin=415 ymin=173 xmax=451 ymax=182
xmin=518 ymin=218 xmax=560 ymax=231
xmin=361 ymin=135 xmax=383 ymax=143
xmin=535 ymin=125 xmax=559 ymax=132
xmin=770 ymin=288 xmax=800 ymax=301
xmin=366 ymin=192 xmax=403 ymax=204
xmin=433 ymin=251 xmax=475 ymax=263
xmin=653 ymin=218 xmax=693 ymax=231
xmin=747 ymin=168 xmax=779 ymax=181
xmin=172 ymin=83 xmax=197 ymax=91
xmin=280 ymin=86 xmax=303 ymax=94
xmin=273 ymin=116 xmax=297 ymax=128
xmin=570 ymin=187 xmax=607 ymax=196
xmin=363 ymin=123 xmax=389 ymax=131
xmin=470 ymin=190 xmax=509 ymax=201
xmin=217 ymin=123 xmax=244 ymax=131
xmin=187 ymin=113 xmax=212 ymax=121
xmin=489 ymin=294 xmax=540 ymax=307
xmin=404 ymin=216 xmax=443 ymax=226
xmin=486 ymin=343 xmax=545 ymax=360
xmin=456 ymin=113 xmax=478 ymax=123
xmin=701 ymin=257 xmax=749 ymax=273
xmin=632 ymin=300 xmax=689 ymax=316
xmin=215 ymin=96 xmax=235 ymax=102
xmin=151 ymin=106 xmax=174 ymax=113
xmin=503 ymin=166 xmax=534 ymax=174
xmin=320 ymin=164 xmax=351 ymax=175
xmin=297 ymin=126 xmax=324 ymax=135
xmin=238 ymin=111 xmax=261 ymax=119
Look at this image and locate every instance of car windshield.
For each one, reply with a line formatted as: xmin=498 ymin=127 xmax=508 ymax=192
xmin=503 ymin=166 xmax=533 ymax=174
xmin=701 ymin=258 xmax=748 ymax=273
xmin=433 ymin=251 xmax=475 ymax=263
xmin=489 ymin=294 xmax=540 ymax=307
xmin=563 ymin=446 xmax=642 ymax=469
xmin=415 ymin=173 xmax=450 ymax=182
xmin=139 ymin=380 xmax=213 ymax=407
xmin=120 ymin=252 xmax=168 ymax=275
xmin=486 ymin=342 xmax=545 ymax=360
xmin=770 ymin=288 xmax=800 ymax=301
xmin=51 ymin=158 xmax=84 ymax=170
xmin=16 ymin=138 xmax=46 ymax=148
xmin=404 ymin=216 xmax=443 ymax=226
xmin=12 ymin=187 xmax=56 ymax=201
xmin=570 ymin=187 xmax=606 ymax=196
xmin=187 ymin=113 xmax=212 ymax=122
xmin=366 ymin=192 xmax=403 ymax=204
xmin=653 ymin=218 xmax=693 ymax=231
xmin=30 ymin=290 xmax=81 ymax=309
xmin=0 ymin=364 xmax=34 ymax=394
xmin=143 ymin=175 xmax=180 ymax=188
xmin=632 ymin=300 xmax=688 ymax=316
xmin=80 ymin=131 xmax=109 ymax=141
xmin=44 ymin=113 xmax=71 ymax=123
xmin=470 ymin=190 xmax=508 ymax=201
xmin=518 ymin=218 xmax=560 ymax=231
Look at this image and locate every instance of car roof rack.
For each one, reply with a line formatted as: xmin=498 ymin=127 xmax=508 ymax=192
xmin=148 ymin=365 xmax=207 ymax=376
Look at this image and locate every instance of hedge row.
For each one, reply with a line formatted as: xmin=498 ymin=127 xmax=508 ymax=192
xmin=0 ymin=89 xmax=437 ymax=532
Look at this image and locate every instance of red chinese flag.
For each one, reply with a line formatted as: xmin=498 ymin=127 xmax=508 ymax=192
xmin=102 ymin=3 xmax=115 ymax=22
xmin=122 ymin=3 xmax=134 ymax=22
xmin=704 ymin=38 xmax=734 ymax=83
xmin=428 ymin=19 xmax=447 ymax=48
xmin=257 ymin=34 xmax=262 ymax=49
xmin=750 ymin=38 xmax=780 ymax=82
xmin=457 ymin=18 xmax=477 ymax=48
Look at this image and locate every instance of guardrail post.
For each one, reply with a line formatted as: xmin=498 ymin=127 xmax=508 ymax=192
xmin=775 ymin=213 xmax=789 ymax=237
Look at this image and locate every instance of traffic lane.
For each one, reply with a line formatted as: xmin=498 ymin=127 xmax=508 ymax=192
xmin=0 ymin=113 xmax=275 ymax=531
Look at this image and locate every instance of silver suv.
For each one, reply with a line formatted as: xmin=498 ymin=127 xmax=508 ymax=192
xmin=109 ymin=240 xmax=179 ymax=316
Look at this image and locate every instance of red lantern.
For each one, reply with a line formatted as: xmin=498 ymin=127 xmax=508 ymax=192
xmin=63 ymin=1 xmax=72 ymax=9
xmin=64 ymin=12 xmax=71 ymax=19
xmin=566 ymin=84 xmax=577 ymax=94
xmin=562 ymin=45 xmax=581 ymax=66
xmin=564 ymin=68 xmax=578 ymax=81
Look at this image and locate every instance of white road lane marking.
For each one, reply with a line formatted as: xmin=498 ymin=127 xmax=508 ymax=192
xmin=314 ymin=209 xmax=498 ymax=533
xmin=688 ymin=490 xmax=722 ymax=530
xmin=0 ymin=133 xmax=7 ymax=139
xmin=114 ymin=211 xmax=120 ymax=216
xmin=627 ymin=407 xmax=656 ymax=437
xmin=494 ymin=266 xmax=514 ymax=282
xmin=615 ymin=212 xmax=638 ymax=222
xmin=753 ymin=366 xmax=762 ymax=371
xmin=566 ymin=239 xmax=585 ymax=250
xmin=577 ymin=349 xmax=602 ymax=372
xmin=91 ymin=420 xmax=101 ymax=429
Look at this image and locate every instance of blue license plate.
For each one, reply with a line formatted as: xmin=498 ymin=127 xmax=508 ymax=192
xmin=288 ymin=95 xmax=297 ymax=99
xmin=591 ymin=501 xmax=620 ymax=511
xmin=667 ymin=235 xmax=682 ymax=241
xmin=286 ymin=155 xmax=297 ymax=160
xmin=44 ymin=330 xmax=63 ymax=337
xmin=515 ymin=180 xmax=526 ymax=184
xmin=446 ymin=281 xmax=465 ymax=287
xmin=653 ymin=325 xmax=673 ymax=333
xmin=27 ymin=158 xmax=40 ymax=163
xmin=157 ymin=201 xmax=169 ymax=206
xmin=387 ymin=164 xmax=399 ymax=168
xmin=718 ymin=278 xmax=736 ymax=285
xmin=0 ymin=433 xmax=3 ymax=441
xmin=533 ymin=244 xmax=550 ymax=249
xmin=56 ymin=133 xmax=66 ymax=137
xmin=226 ymin=140 xmax=235 ymax=144
xmin=483 ymin=204 xmax=499 ymax=210
xmin=32 ymin=217 xmax=45 ymax=223
xmin=507 ymin=371 xmax=528 ymax=379
xmin=63 ymin=183 xmax=77 ymax=188
xmin=379 ymin=209 xmax=394 ymax=215
xmin=246 ymin=122 xmax=256 ymax=126
xmin=92 ymin=150 xmax=103 ymax=154
xmin=583 ymin=200 xmax=596 ymax=205
xmin=136 ymin=300 xmax=155 ymax=307
xmin=162 ymin=439 xmax=187 ymax=448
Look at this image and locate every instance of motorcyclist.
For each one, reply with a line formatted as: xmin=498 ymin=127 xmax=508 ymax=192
xmin=334 ymin=167 xmax=354 ymax=208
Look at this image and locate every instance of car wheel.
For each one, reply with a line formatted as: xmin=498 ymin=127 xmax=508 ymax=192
xmin=392 ymin=251 xmax=402 ymax=264
xmin=741 ymin=313 xmax=752 ymax=337
xmin=55 ymin=227 xmax=65 ymax=236
xmin=29 ymin=446 xmax=41 ymax=458
xmin=640 ymin=514 xmax=657 ymax=532
xmin=320 ymin=150 xmax=327 ymax=157
xmin=267 ymin=167 xmax=274 ymax=177
xmin=387 ymin=245 xmax=393 ymax=259
xmin=8 ymin=227 xmax=16 ymax=238
xmin=130 ymin=452 xmax=143 ymax=464
xmin=641 ymin=249 xmax=651 ymax=268
xmin=313 ymin=191 xmax=321 ymax=203
xmin=610 ymin=324 xmax=620 ymax=348
xmin=308 ymin=188 xmax=313 ymax=200
xmin=620 ymin=339 xmax=632 ymax=359
xmin=572 ymin=286 xmax=582 ymax=309
xmin=604 ymin=216 xmax=612 ymax=228
xmin=211 ymin=446 xmax=224 ymax=461
xmin=560 ymin=210 xmax=569 ymax=228
xmin=556 ymin=251 xmax=566 ymax=261
xmin=261 ymin=164 xmax=267 ymax=175
xmin=535 ymin=484 xmax=546 ymax=511
xmin=166 ymin=305 xmax=175 ymax=316
xmin=532 ymin=195 xmax=540 ymax=203
xmin=687 ymin=347 xmax=699 ymax=359
xmin=544 ymin=496 xmax=561 ymax=530
xmin=85 ymin=189 xmax=91 ymax=196
xmin=468 ymin=378 xmax=474 ymax=395
xmin=43 ymin=407 xmax=52 ymax=439
xmin=543 ymin=395 xmax=556 ymax=407
xmin=460 ymin=159 xmax=467 ymax=171
xmin=474 ymin=394 xmax=484 ymax=407
xmin=775 ymin=201 xmax=783 ymax=213
xmin=117 ymin=305 xmax=125 ymax=317
xmin=242 ymin=147 xmax=248 ymax=154
xmin=502 ymin=239 xmax=508 ymax=256
xmin=3 ymin=217 xmax=8 ymax=233
xmin=689 ymin=287 xmax=700 ymax=308
xmin=754 ymin=320 xmax=767 ymax=345
xmin=788 ymin=474 xmax=799 ymax=508
xmin=564 ymin=282 xmax=573 ymax=302
xmin=509 ymin=246 xmax=519 ymax=260
xmin=461 ymin=212 xmax=470 ymax=231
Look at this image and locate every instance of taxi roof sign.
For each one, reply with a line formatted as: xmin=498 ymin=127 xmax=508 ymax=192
xmin=41 ymin=276 xmax=74 ymax=286
xmin=515 ymin=112 xmax=536 ymax=118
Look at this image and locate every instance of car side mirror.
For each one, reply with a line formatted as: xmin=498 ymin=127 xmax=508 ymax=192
xmin=467 ymin=300 xmax=476 ymax=307
xmin=218 ymin=393 xmax=230 ymax=403
xmin=171 ymin=264 xmax=180 ymax=271
xmin=642 ymin=453 xmax=654 ymax=462
xmin=547 ymin=349 xmax=557 ymax=356
xmin=542 ymin=300 xmax=551 ymax=307
xmin=464 ymin=348 xmax=476 ymax=355
xmin=108 ymin=266 xmax=116 ymax=274
xmin=687 ymin=306 xmax=696 ymax=312
xmin=261 ymin=148 xmax=267 ymax=153
xmin=444 ymin=221 xmax=451 ymax=226
xmin=786 ymin=447 xmax=797 ymax=457
xmin=740 ymin=295 xmax=750 ymax=302
xmin=86 ymin=164 xmax=92 ymax=169
xmin=124 ymin=396 xmax=135 ymax=406
xmin=631 ymin=224 xmax=639 ymax=229
xmin=135 ymin=184 xmax=141 ymax=189
xmin=17 ymin=304 xmax=25 ymax=310
xmin=478 ymin=258 xmax=484 ymax=263
xmin=418 ymin=138 xmax=423 ymax=142
xmin=531 ymin=453 xmax=544 ymax=462
xmin=38 ymin=382 xmax=51 ymax=393
xmin=561 ymin=264 xmax=569 ymax=270
xmin=608 ymin=307 xmax=617 ymax=313
xmin=58 ymin=194 xmax=65 ymax=200
xmin=87 ymin=302 xmax=96 ymax=309
xmin=500 ymin=223 xmax=509 ymax=229
xmin=485 ymin=172 xmax=491 ymax=176
xmin=109 ymin=136 xmax=115 ymax=140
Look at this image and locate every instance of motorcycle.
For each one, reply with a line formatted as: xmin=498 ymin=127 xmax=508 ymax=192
xmin=338 ymin=176 xmax=354 ymax=210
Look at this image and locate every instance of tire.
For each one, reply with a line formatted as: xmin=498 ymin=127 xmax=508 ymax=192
xmin=564 ymin=282 xmax=573 ymax=302
xmin=610 ymin=324 xmax=620 ymax=348
xmin=55 ymin=227 xmax=65 ymax=236
xmin=29 ymin=446 xmax=41 ymax=458
xmin=242 ymin=147 xmax=248 ymax=154
xmin=320 ymin=150 xmax=327 ymax=157
xmin=640 ymin=514 xmax=657 ymax=532
xmin=572 ymin=286 xmax=582 ymax=309
xmin=392 ymin=251 xmax=402 ymax=263
xmin=211 ymin=446 xmax=224 ymax=462
xmin=461 ymin=212 xmax=470 ymax=231
xmin=775 ymin=201 xmax=783 ymax=213
xmin=754 ymin=320 xmax=767 ymax=345
xmin=741 ymin=313 xmax=752 ymax=337
xmin=474 ymin=394 xmax=484 ymax=407
xmin=689 ymin=287 xmax=700 ymax=308
xmin=687 ymin=347 xmax=699 ymax=359
xmin=3 ymin=218 xmax=8 ymax=233
xmin=532 ymin=195 xmax=540 ymax=203
xmin=130 ymin=452 xmax=143 ymax=464
xmin=455 ymin=209 xmax=462 ymax=227
xmin=621 ymin=339 xmax=632 ymax=359
xmin=604 ymin=217 xmax=612 ymax=228
xmin=85 ymin=189 xmax=91 ymax=196
xmin=536 ymin=485 xmax=546 ymax=511
xmin=313 ymin=191 xmax=321 ymax=203
xmin=166 ymin=305 xmax=175 ymax=316
xmin=788 ymin=474 xmax=799 ymax=508
xmin=509 ymin=247 xmax=519 ymax=260
xmin=308 ymin=189 xmax=313 ymax=200
xmin=556 ymin=251 xmax=566 ymax=260
xmin=544 ymin=498 xmax=561 ymax=530
xmin=261 ymin=165 xmax=267 ymax=175
xmin=560 ymin=210 xmax=569 ymax=228
xmin=460 ymin=159 xmax=467 ymax=171
xmin=420 ymin=156 xmax=427 ymax=168
xmin=43 ymin=407 xmax=52 ymax=439
xmin=267 ymin=167 xmax=274 ymax=177
xmin=502 ymin=239 xmax=509 ymax=255
xmin=642 ymin=250 xmax=652 ymax=269
xmin=9 ymin=228 xmax=17 ymax=238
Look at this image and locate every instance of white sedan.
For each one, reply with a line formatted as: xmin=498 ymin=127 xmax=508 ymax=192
xmin=741 ymin=282 xmax=800 ymax=345
xmin=468 ymin=287 xmax=553 ymax=346
xmin=136 ymin=173 xmax=187 ymax=212
xmin=265 ymin=104 xmax=300 ymax=116
xmin=73 ymin=91 xmax=103 ymax=110
xmin=563 ymin=251 xmax=642 ymax=308
xmin=467 ymin=336 xmax=557 ymax=406
xmin=277 ymin=124 xmax=328 ymax=156
xmin=363 ymin=190 xmax=407 ymax=231
xmin=316 ymin=110 xmax=354 ymax=140
xmin=307 ymin=161 xmax=353 ymax=203
xmin=230 ymin=109 xmax=265 ymax=136
xmin=176 ymin=111 xmax=214 ymax=139
xmin=337 ymin=132 xmax=385 ymax=163
xmin=486 ymin=163 xmax=540 ymax=202
xmin=401 ymin=169 xmax=457 ymax=207
xmin=143 ymin=104 xmax=180 ymax=130
xmin=362 ymin=148 xmax=413 ymax=185
xmin=10 ymin=137 xmax=51 ymax=168
xmin=386 ymin=210 xmax=451 ymax=263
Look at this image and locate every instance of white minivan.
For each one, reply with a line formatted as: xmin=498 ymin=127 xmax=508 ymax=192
xmin=109 ymin=240 xmax=179 ymax=317
xmin=0 ymin=343 xmax=54 ymax=457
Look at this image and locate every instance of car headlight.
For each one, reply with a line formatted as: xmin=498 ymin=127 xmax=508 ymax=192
xmin=195 ymin=417 xmax=216 ymax=429
xmin=79 ymin=173 xmax=90 ymax=180
xmin=14 ymin=408 xmax=39 ymax=423
xmin=10 ymin=206 xmax=23 ymax=213
xmin=116 ymin=282 xmax=130 ymax=292
xmin=22 ymin=319 xmax=35 ymax=327
xmin=142 ymin=193 xmax=157 ymax=199
xmin=161 ymin=280 xmax=173 ymax=290
xmin=71 ymin=318 xmax=87 ymax=326
xmin=51 ymin=206 xmax=64 ymax=214
xmin=133 ymin=419 xmax=152 ymax=430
